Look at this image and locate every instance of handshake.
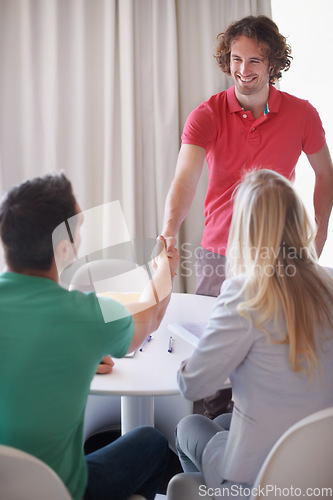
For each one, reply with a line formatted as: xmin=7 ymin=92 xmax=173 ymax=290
xmin=153 ymin=235 xmax=179 ymax=279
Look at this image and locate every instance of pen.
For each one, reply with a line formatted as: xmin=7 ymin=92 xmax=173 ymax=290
xmin=140 ymin=335 xmax=152 ymax=352
xmin=168 ymin=336 xmax=173 ymax=353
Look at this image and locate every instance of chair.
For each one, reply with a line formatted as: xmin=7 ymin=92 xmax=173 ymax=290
xmin=0 ymin=445 xmax=72 ymax=500
xmin=250 ymin=406 xmax=333 ymax=498
xmin=166 ymin=407 xmax=333 ymax=499
xmin=129 ymin=496 xmax=166 ymax=499
xmin=166 ymin=472 xmax=214 ymax=499
xmin=0 ymin=445 xmax=166 ymax=500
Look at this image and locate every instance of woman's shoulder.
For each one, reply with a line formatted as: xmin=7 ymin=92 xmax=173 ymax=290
xmin=322 ymin=266 xmax=333 ymax=282
xmin=218 ymin=274 xmax=247 ymax=301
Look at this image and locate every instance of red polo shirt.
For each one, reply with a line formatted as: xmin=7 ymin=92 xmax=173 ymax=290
xmin=181 ymin=84 xmax=326 ymax=255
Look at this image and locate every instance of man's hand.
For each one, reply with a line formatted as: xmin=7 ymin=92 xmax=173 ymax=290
xmin=153 ymin=235 xmax=178 ymax=277
xmin=161 ymin=235 xmax=177 ymax=257
xmin=155 ymin=235 xmax=179 ymax=279
xmin=96 ymin=355 xmax=114 ymax=374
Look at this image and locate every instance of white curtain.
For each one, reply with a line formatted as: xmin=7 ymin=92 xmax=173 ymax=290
xmin=0 ymin=0 xmax=271 ymax=290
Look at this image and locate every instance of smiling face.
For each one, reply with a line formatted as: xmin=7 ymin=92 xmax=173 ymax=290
xmin=230 ymin=35 xmax=270 ymax=99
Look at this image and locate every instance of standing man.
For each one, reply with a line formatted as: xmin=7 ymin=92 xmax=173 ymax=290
xmin=162 ymin=15 xmax=333 ymax=298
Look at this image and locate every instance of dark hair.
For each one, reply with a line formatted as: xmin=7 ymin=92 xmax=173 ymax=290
xmin=0 ymin=173 xmax=77 ymax=272
xmin=214 ymin=15 xmax=292 ymax=83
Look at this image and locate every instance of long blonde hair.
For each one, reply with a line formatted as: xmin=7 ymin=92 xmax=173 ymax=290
xmin=226 ymin=169 xmax=333 ymax=377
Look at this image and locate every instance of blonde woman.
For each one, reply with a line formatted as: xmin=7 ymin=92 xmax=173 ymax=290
xmin=176 ymin=169 xmax=333 ymax=494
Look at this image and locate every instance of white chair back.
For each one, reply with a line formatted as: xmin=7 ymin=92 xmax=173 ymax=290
xmin=0 ymin=445 xmax=72 ymax=500
xmin=250 ymin=406 xmax=333 ymax=498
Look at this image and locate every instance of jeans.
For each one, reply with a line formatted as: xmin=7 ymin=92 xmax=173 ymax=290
xmin=84 ymin=426 xmax=169 ymax=500
xmin=175 ymin=413 xmax=232 ymax=473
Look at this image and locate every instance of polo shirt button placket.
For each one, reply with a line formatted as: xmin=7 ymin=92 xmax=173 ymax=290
xmin=248 ymin=123 xmax=260 ymax=145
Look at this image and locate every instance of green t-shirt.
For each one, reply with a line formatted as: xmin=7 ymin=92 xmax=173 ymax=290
xmin=0 ymin=272 xmax=134 ymax=500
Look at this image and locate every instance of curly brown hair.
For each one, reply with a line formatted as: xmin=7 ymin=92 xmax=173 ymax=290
xmin=214 ymin=15 xmax=292 ymax=84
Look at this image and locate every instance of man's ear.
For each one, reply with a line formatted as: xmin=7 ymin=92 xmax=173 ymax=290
xmin=55 ymin=238 xmax=68 ymax=257
xmin=54 ymin=238 xmax=76 ymax=268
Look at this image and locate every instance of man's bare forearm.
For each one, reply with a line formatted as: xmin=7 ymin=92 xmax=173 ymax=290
xmin=162 ymin=180 xmax=197 ymax=237
xmin=162 ymin=144 xmax=206 ymax=252
xmin=314 ymin=176 xmax=333 ymax=256
xmin=307 ymin=143 xmax=333 ymax=257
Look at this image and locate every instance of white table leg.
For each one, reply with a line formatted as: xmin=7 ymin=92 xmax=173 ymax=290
xmin=121 ymin=395 xmax=154 ymax=435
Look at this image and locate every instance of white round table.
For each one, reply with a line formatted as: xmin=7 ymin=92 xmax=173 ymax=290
xmin=89 ymin=293 xmax=217 ymax=434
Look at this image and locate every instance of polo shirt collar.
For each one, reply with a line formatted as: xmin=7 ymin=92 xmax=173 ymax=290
xmin=267 ymin=84 xmax=281 ymax=113
xmin=226 ymin=85 xmax=243 ymax=113
xmin=226 ymin=83 xmax=281 ymax=114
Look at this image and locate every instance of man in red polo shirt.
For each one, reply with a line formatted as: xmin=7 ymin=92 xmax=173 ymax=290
xmin=161 ymin=15 xmax=333 ymax=417
xmin=162 ymin=15 xmax=333 ymax=298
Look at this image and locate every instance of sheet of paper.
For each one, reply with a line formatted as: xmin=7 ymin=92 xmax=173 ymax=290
xmin=168 ymin=322 xmax=207 ymax=346
xmin=169 ymin=322 xmax=231 ymax=388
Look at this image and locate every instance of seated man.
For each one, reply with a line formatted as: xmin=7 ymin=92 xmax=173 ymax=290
xmin=0 ymin=173 xmax=179 ymax=500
